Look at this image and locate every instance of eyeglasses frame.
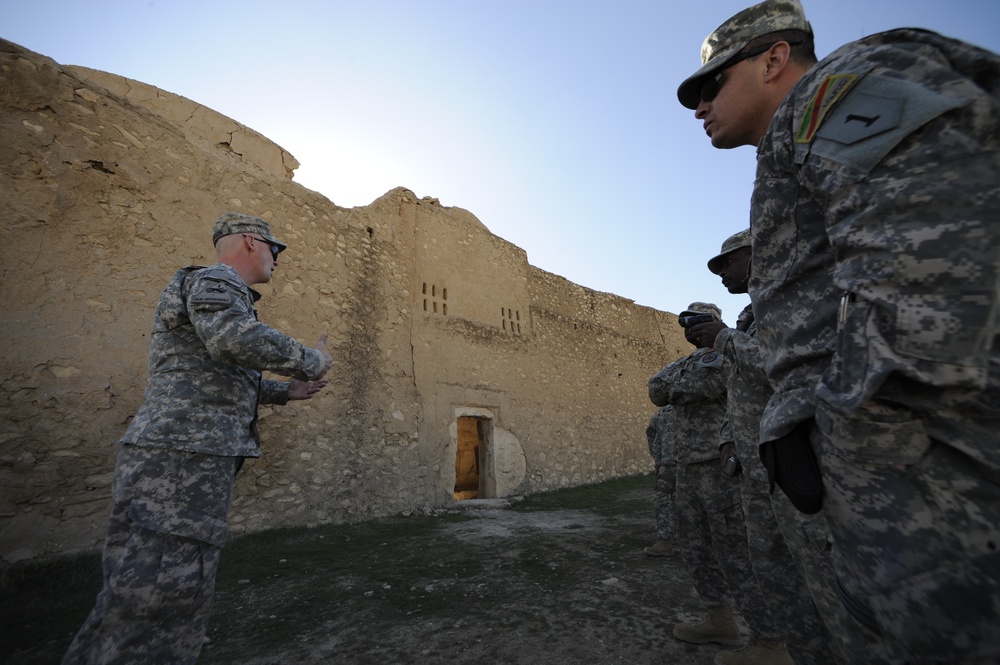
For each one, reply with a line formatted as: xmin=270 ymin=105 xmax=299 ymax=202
xmin=242 ymin=233 xmax=281 ymax=260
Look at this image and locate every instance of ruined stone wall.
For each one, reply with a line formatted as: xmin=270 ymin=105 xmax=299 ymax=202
xmin=0 ymin=39 xmax=686 ymax=563
xmin=65 ymin=65 xmax=300 ymax=180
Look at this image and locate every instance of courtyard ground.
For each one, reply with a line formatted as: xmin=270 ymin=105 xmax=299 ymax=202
xmin=1 ymin=474 xmax=752 ymax=664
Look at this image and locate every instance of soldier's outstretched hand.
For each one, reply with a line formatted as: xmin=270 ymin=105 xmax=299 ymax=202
xmin=289 ymin=379 xmax=330 ymax=400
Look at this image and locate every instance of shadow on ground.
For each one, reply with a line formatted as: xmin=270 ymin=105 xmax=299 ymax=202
xmin=1 ymin=473 xmax=748 ymax=664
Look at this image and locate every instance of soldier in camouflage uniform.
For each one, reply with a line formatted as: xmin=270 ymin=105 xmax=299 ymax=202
xmin=62 ymin=213 xmax=334 ymax=665
xmin=649 ymin=303 xmax=778 ymax=660
xmin=677 ymin=1 xmax=1000 ymax=662
xmin=644 ymin=405 xmax=675 ymax=557
xmin=691 ymin=229 xmax=845 ymax=665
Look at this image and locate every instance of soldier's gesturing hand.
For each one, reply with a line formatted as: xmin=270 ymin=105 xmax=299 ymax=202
xmin=315 ymin=334 xmax=333 ymax=379
xmin=289 ymin=379 xmax=330 ymax=400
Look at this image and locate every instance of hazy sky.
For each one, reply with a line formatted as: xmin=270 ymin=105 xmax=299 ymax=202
xmin=5 ymin=1 xmax=999 ymax=321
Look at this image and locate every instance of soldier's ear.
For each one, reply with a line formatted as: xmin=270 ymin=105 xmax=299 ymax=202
xmin=763 ymin=42 xmax=793 ymax=82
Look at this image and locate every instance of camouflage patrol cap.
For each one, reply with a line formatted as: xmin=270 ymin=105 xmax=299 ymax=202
xmin=707 ymin=229 xmax=752 ymax=274
xmin=677 ymin=0 xmax=812 ymax=109
xmin=212 ymin=212 xmax=287 ymax=252
xmin=680 ymin=302 xmax=722 ymax=319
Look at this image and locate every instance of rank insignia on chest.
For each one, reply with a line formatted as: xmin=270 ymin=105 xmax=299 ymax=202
xmin=796 ymin=73 xmax=859 ymax=144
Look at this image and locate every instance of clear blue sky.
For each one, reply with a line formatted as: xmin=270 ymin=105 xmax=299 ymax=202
xmin=4 ymin=1 xmax=999 ymax=321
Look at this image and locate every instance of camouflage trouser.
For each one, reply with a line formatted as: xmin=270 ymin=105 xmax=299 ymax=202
xmin=815 ymin=402 xmax=1000 ymax=664
xmin=770 ymin=491 xmax=892 ymax=665
xmin=676 ymin=459 xmax=777 ymax=638
xmin=62 ymin=443 xmax=241 ymax=665
xmin=742 ymin=477 xmax=844 ymax=665
xmin=767 ymin=490 xmax=851 ymax=658
xmin=653 ymin=463 xmax=675 ymax=540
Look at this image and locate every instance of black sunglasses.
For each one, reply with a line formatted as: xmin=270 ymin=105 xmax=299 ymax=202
xmin=699 ymin=40 xmax=802 ymax=103
xmin=243 ymin=233 xmax=281 ymax=260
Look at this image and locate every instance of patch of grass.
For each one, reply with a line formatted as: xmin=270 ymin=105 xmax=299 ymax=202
xmin=513 ymin=472 xmax=654 ymax=515
xmin=217 ymin=512 xmax=474 ymax=581
xmin=205 ymin=512 xmax=488 ymax=659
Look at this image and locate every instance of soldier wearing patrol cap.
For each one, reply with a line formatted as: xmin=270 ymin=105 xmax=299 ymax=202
xmin=649 ymin=304 xmax=777 ymax=660
xmin=212 ymin=211 xmax=289 ymax=251
xmin=706 ymin=229 xmax=751 ymax=282
xmin=679 ymin=1 xmax=1000 ymax=663
xmin=698 ymin=229 xmax=846 ymax=665
xmin=63 ymin=213 xmax=334 ymax=664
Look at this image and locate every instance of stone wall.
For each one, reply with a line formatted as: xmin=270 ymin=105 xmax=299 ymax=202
xmin=0 ymin=39 xmax=687 ymax=563
xmin=65 ymin=65 xmax=300 ymax=180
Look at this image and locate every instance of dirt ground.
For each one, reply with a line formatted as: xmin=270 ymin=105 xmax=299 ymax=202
xmin=2 ymin=475 xmax=753 ymax=665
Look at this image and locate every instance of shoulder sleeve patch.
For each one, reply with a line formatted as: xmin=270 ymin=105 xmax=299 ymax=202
xmin=699 ymin=352 xmax=723 ymax=368
xmin=807 ymin=73 xmax=970 ymax=174
xmin=796 ymin=74 xmax=859 ymax=144
xmin=189 ymin=281 xmax=234 ymax=309
xmin=814 ymin=91 xmax=903 ymax=144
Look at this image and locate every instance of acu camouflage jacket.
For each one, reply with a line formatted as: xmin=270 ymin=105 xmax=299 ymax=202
xmin=121 ymin=263 xmax=326 ymax=458
xmin=648 ymin=348 xmax=728 ymax=465
xmin=751 ymin=29 xmax=1000 ymax=468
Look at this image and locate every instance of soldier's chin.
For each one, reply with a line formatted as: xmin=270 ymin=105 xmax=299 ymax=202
xmin=727 ymin=281 xmax=748 ymax=295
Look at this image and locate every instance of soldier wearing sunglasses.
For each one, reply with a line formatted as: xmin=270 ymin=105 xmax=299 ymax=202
xmin=677 ymin=1 xmax=1000 ymax=663
xmin=63 ymin=212 xmax=333 ymax=664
